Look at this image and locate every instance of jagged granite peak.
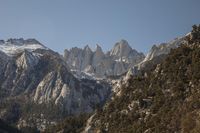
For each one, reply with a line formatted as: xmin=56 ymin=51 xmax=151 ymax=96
xmin=94 ymin=44 xmax=104 ymax=57
xmin=0 ymin=38 xmax=47 ymax=56
xmin=64 ymin=49 xmax=69 ymax=59
xmin=110 ymin=39 xmax=145 ymax=65
xmin=81 ymin=45 xmax=93 ymax=70
xmin=84 ymin=45 xmax=92 ymax=52
xmin=92 ymin=44 xmax=105 ymax=67
xmin=64 ymin=40 xmax=145 ymax=79
xmin=95 ymin=44 xmax=103 ymax=52
xmin=110 ymin=39 xmax=132 ymax=57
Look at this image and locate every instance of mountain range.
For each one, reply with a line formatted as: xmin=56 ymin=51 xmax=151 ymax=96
xmin=0 ymin=25 xmax=199 ymax=133
xmin=64 ymin=39 xmax=144 ymax=79
xmin=0 ymin=38 xmax=111 ymax=131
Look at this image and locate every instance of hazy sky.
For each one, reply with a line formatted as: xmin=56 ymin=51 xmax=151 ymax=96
xmin=0 ymin=0 xmax=200 ymax=54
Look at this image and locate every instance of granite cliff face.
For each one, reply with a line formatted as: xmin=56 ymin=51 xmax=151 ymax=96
xmin=0 ymin=39 xmax=111 ymax=130
xmin=64 ymin=40 xmax=145 ymax=79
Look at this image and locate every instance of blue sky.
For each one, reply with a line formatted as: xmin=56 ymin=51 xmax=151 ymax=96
xmin=0 ymin=0 xmax=200 ymax=54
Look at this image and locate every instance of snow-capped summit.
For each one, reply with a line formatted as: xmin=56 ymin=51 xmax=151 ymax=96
xmin=0 ymin=38 xmax=48 ymax=56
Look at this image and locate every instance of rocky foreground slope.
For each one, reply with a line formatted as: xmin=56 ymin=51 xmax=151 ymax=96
xmin=83 ymin=25 xmax=200 ymax=133
xmin=44 ymin=27 xmax=196 ymax=133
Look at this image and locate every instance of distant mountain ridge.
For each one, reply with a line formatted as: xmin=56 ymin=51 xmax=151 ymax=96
xmin=125 ymin=36 xmax=186 ymax=77
xmin=64 ymin=39 xmax=145 ymax=79
xmin=0 ymin=38 xmax=48 ymax=56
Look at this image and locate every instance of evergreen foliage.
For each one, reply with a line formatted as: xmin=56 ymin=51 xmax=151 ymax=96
xmin=44 ymin=114 xmax=89 ymax=133
xmin=91 ymin=25 xmax=200 ymax=133
xmin=0 ymin=119 xmax=21 ymax=133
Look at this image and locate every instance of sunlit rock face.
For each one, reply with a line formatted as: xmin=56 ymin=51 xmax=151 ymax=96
xmin=0 ymin=38 xmax=111 ymax=116
xmin=64 ymin=40 xmax=145 ymax=79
